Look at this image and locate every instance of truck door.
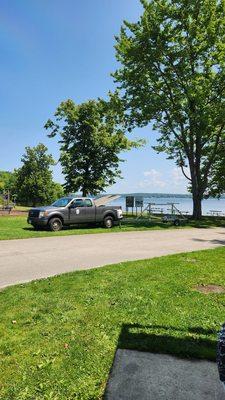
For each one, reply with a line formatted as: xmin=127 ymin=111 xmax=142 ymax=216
xmin=69 ymin=199 xmax=87 ymax=223
xmin=83 ymin=198 xmax=96 ymax=222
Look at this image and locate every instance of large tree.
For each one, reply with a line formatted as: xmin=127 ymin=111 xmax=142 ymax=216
xmin=113 ymin=0 xmax=225 ymax=218
xmin=45 ymin=99 xmax=141 ymax=196
xmin=14 ymin=143 xmax=62 ymax=206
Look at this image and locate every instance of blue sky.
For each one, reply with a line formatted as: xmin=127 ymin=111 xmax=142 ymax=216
xmin=0 ymin=0 xmax=188 ymax=194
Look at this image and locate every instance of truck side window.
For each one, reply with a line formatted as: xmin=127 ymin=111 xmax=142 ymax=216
xmin=84 ymin=199 xmax=92 ymax=207
xmin=72 ymin=199 xmax=84 ymax=208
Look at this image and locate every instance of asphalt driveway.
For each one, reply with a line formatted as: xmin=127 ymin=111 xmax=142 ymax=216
xmin=105 ymin=350 xmax=225 ymax=400
xmin=0 ymin=227 xmax=225 ymax=289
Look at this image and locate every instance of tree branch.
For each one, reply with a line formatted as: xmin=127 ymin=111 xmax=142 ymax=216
xmin=178 ymin=151 xmax=192 ymax=181
xmin=180 ymin=164 xmax=192 ymax=181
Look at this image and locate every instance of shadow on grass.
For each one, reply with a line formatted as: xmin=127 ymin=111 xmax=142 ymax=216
xmin=117 ymin=323 xmax=217 ymax=361
xmin=22 ymin=219 xmax=172 ymax=232
xmin=121 ymin=218 xmax=174 ymax=229
xmin=188 ymin=217 xmax=225 ymax=229
xmin=23 ymin=227 xmax=41 ymax=231
xmin=22 ymin=223 xmax=102 ymax=232
xmin=22 ymin=216 xmax=225 ymax=233
xmin=122 ymin=215 xmax=225 ymax=230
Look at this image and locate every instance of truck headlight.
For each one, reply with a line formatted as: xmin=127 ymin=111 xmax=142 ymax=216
xmin=117 ymin=209 xmax=123 ymax=218
xmin=39 ymin=211 xmax=48 ymax=218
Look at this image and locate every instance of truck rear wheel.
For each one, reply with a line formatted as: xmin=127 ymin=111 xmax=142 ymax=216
xmin=103 ymin=216 xmax=114 ymax=229
xmin=48 ymin=217 xmax=63 ymax=232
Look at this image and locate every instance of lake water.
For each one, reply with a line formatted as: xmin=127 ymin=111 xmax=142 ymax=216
xmin=107 ymin=195 xmax=225 ymax=216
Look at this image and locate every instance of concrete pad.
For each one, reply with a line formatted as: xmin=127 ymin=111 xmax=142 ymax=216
xmin=105 ymin=349 xmax=225 ymax=400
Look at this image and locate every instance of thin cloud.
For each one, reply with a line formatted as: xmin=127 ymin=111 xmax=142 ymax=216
xmin=139 ymin=169 xmax=166 ymax=189
xmin=171 ymin=167 xmax=189 ymax=186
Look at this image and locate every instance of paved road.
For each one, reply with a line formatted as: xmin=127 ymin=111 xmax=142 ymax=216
xmin=0 ymin=227 xmax=225 ymax=289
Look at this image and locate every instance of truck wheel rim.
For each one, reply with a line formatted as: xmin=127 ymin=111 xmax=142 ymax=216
xmin=106 ymin=219 xmax=112 ymax=227
xmin=53 ymin=221 xmax=60 ymax=230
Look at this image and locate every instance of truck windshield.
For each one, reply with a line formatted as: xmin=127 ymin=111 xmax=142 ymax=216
xmin=51 ymin=198 xmax=72 ymax=207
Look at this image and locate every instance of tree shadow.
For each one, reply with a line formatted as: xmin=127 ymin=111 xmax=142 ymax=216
xmin=187 ymin=216 xmax=225 ymax=229
xmin=121 ymin=218 xmax=180 ymax=229
xmin=192 ymin=238 xmax=225 ymax=245
xmin=121 ymin=216 xmax=225 ymax=230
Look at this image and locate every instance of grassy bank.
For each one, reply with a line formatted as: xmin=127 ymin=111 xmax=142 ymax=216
xmin=1 ymin=248 xmax=225 ymax=399
xmin=0 ymin=215 xmax=225 ymax=240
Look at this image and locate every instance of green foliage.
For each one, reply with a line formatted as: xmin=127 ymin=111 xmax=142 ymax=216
xmin=52 ymin=182 xmax=64 ymax=200
xmin=208 ymin=144 xmax=225 ymax=197
xmin=45 ymin=99 xmax=142 ymax=196
xmin=0 ymin=170 xmax=16 ymax=192
xmin=0 ymin=247 xmax=225 ymax=398
xmin=0 ymin=171 xmax=16 ymax=205
xmin=113 ymin=0 xmax=225 ymax=218
xmin=14 ymin=144 xmax=59 ymax=207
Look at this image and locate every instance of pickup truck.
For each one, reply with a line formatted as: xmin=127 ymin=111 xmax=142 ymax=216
xmin=27 ymin=197 xmax=123 ymax=231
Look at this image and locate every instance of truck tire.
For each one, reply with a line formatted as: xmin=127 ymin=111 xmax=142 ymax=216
xmin=33 ymin=225 xmax=42 ymax=231
xmin=103 ymin=215 xmax=114 ymax=229
xmin=48 ymin=217 xmax=63 ymax=232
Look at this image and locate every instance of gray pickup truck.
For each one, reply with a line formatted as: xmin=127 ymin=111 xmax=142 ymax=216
xmin=27 ymin=197 xmax=123 ymax=231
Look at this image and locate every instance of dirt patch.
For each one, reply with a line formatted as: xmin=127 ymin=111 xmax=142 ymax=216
xmin=195 ymin=284 xmax=225 ymax=294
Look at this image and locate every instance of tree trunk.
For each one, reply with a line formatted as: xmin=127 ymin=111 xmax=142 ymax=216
xmin=192 ymin=193 xmax=202 ymax=219
xmin=189 ymin=155 xmax=203 ymax=220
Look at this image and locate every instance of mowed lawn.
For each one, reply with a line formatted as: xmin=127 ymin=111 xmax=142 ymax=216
xmin=1 ymin=248 xmax=225 ymax=399
xmin=1 ymin=215 xmax=225 ymax=240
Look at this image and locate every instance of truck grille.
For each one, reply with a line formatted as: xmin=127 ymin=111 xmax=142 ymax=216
xmin=29 ymin=210 xmax=39 ymax=218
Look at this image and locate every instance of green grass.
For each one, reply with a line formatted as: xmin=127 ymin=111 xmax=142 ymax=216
xmin=1 ymin=248 xmax=225 ymax=399
xmin=1 ymin=215 xmax=225 ymax=240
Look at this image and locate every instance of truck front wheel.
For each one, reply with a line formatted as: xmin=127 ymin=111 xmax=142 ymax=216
xmin=48 ymin=217 xmax=63 ymax=232
xmin=103 ymin=216 xmax=114 ymax=229
xmin=33 ymin=225 xmax=42 ymax=231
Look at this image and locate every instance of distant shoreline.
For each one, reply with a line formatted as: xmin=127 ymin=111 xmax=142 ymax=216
xmin=105 ymin=193 xmax=225 ymax=199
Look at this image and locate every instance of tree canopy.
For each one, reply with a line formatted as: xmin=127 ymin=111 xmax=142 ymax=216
xmin=45 ymin=99 xmax=141 ymax=196
xmin=113 ymin=0 xmax=225 ymax=218
xmin=0 ymin=171 xmax=16 ymax=204
xmin=14 ymin=143 xmax=63 ymax=206
xmin=0 ymin=171 xmax=15 ymax=192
